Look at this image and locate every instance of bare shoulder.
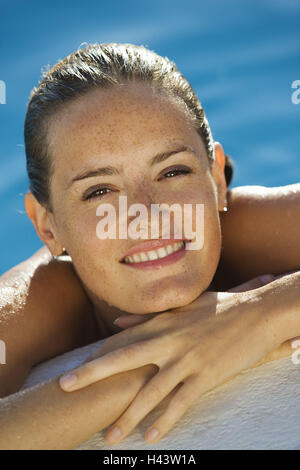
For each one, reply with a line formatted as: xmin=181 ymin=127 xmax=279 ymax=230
xmin=0 ymin=247 xmax=99 ymax=397
xmin=226 ymin=183 xmax=300 ymax=204
xmin=218 ymin=184 xmax=300 ymax=287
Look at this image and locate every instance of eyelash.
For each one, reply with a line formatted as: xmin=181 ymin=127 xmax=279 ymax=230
xmin=83 ymin=166 xmax=192 ymax=201
xmin=160 ymin=166 xmax=191 ymax=179
xmin=84 ymin=186 xmax=112 ymax=201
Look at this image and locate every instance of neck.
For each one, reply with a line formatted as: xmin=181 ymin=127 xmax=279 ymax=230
xmin=86 ymin=289 xmax=129 ymax=338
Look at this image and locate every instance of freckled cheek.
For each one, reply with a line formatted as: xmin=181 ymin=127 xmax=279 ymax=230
xmin=60 ymin=209 xmax=113 ymax=258
xmin=176 ymin=185 xmax=217 ymax=221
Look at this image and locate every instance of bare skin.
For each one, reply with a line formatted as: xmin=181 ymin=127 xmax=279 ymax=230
xmin=0 ymin=81 xmax=299 ymax=447
xmin=0 ymin=248 xmax=98 ymax=398
xmin=0 ymin=272 xmax=299 ymax=449
xmin=218 ymin=183 xmax=300 ymax=287
xmin=1 ymin=183 xmax=298 ymax=397
xmin=0 ymin=185 xmax=299 ymax=448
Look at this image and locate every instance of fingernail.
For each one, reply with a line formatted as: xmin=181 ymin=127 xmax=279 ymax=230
xmin=113 ymin=317 xmax=121 ymax=325
xmin=107 ymin=426 xmax=121 ymax=442
xmin=260 ymin=274 xmax=275 ymax=284
xmin=59 ymin=374 xmax=77 ymax=389
xmin=145 ymin=427 xmax=159 ymax=442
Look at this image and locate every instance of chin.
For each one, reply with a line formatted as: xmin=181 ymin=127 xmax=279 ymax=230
xmin=125 ymin=279 xmax=207 ymax=315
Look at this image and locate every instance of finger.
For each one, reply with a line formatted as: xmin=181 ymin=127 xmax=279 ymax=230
xmin=105 ymin=362 xmax=185 ymax=444
xmin=114 ymin=314 xmax=154 ymax=329
xmin=143 ymin=374 xmax=202 ymax=444
xmin=228 ymin=274 xmax=275 ymax=292
xmin=59 ymin=339 xmax=160 ymax=391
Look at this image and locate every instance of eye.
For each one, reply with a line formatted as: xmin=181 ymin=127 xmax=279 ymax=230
xmin=159 ymin=165 xmax=192 ymax=180
xmin=83 ymin=186 xmax=112 ymax=201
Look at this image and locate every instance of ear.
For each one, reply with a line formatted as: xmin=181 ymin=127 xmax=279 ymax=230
xmin=24 ymin=191 xmax=64 ymax=256
xmin=211 ymin=141 xmax=228 ymax=212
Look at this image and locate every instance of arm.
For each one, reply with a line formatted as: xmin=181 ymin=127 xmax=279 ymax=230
xmin=0 ymin=245 xmax=98 ymax=397
xmin=0 ymin=249 xmax=157 ymax=449
xmin=219 ymin=183 xmax=300 ymax=288
xmin=0 ymin=363 xmax=157 ymax=449
xmin=1 ymin=269 xmax=298 ymax=448
xmin=61 ymin=271 xmax=300 ymax=445
xmin=1 ymin=275 xmax=297 ymax=450
xmin=2 ymin=274 xmax=298 ymax=450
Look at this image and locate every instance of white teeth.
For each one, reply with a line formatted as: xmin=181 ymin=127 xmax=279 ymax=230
xmin=166 ymin=245 xmax=173 ymax=255
xmin=140 ymin=252 xmax=149 ymax=262
xmin=123 ymin=241 xmax=185 ymax=264
xmin=148 ymin=250 xmax=158 ymax=261
xmin=157 ymin=247 xmax=168 ymax=258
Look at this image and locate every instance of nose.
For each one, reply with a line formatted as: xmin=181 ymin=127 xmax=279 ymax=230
xmin=124 ymin=183 xmax=161 ymax=239
xmin=128 ymin=186 xmax=155 ymax=211
xmin=124 ymin=183 xmax=180 ymax=240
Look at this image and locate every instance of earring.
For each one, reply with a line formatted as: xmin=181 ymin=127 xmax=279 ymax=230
xmin=223 ymin=206 xmax=228 ymax=212
xmin=53 ymin=248 xmax=67 ymax=260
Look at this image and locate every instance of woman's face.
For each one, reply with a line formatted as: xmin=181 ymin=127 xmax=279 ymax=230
xmin=44 ymin=83 xmax=226 ymax=314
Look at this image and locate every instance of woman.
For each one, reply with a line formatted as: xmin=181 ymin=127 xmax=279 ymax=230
xmin=0 ymin=42 xmax=299 ymax=449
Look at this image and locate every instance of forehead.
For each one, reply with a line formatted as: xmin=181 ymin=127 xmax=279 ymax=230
xmin=47 ymin=83 xmax=205 ymax=170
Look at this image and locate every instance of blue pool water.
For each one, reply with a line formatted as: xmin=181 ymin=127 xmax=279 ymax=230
xmin=0 ymin=0 xmax=299 ymax=275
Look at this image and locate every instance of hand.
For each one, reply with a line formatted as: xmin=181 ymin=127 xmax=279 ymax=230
xmin=59 ymin=274 xmax=285 ymax=445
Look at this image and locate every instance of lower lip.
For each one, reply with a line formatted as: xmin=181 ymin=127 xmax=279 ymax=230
xmin=121 ymin=245 xmax=187 ymax=270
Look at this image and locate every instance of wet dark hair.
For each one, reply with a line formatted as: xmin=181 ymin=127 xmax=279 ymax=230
xmin=224 ymin=154 xmax=233 ymax=187
xmin=24 ymin=42 xmax=233 ymax=210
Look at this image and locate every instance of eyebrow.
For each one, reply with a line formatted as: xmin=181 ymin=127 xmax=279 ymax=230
xmin=150 ymin=145 xmax=196 ymax=166
xmin=68 ymin=144 xmax=196 ymax=187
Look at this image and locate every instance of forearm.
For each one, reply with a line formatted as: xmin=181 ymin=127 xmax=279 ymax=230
xmin=243 ymin=270 xmax=300 ymax=350
xmin=216 ymin=271 xmax=300 ymax=377
xmin=195 ymin=273 xmax=300 ymax=391
xmin=0 ymin=362 xmax=157 ymax=449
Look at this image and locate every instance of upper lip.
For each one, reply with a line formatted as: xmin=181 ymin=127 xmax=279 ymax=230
xmin=120 ymin=238 xmax=189 ymax=262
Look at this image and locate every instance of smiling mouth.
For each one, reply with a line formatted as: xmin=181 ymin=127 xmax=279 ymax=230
xmin=121 ymin=240 xmax=186 ymax=264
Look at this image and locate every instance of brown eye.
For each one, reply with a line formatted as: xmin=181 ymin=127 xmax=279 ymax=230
xmin=83 ymin=187 xmax=112 ymax=201
xmin=160 ymin=166 xmax=192 ymax=179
